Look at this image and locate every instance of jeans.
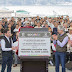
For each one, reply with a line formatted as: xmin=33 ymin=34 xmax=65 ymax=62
xmin=1 ymin=54 xmax=13 ymax=72
xmin=55 ymin=51 xmax=66 ymax=72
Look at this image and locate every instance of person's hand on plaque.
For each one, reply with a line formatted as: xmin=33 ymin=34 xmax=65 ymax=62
xmin=12 ymin=47 xmax=16 ymax=50
xmin=15 ymin=46 xmax=18 ymax=50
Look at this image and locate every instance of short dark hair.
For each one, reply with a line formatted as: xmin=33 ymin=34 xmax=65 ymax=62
xmin=2 ymin=18 xmax=4 ymax=19
xmin=49 ymin=17 xmax=51 ymax=19
xmin=4 ymin=28 xmax=9 ymax=33
xmin=16 ymin=24 xmax=19 ymax=26
xmin=1 ymin=29 xmax=4 ymax=33
xmin=24 ymin=18 xmax=25 ymax=20
xmin=10 ymin=20 xmax=14 ymax=22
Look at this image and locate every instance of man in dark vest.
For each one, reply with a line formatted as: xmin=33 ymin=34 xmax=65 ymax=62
xmin=53 ymin=25 xmax=68 ymax=72
xmin=1 ymin=29 xmax=17 ymax=72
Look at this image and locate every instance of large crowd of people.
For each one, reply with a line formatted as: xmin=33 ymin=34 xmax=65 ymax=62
xmin=0 ymin=15 xmax=72 ymax=72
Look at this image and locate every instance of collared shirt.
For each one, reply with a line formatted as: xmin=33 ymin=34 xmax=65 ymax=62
xmin=67 ymin=33 xmax=72 ymax=40
xmin=34 ymin=26 xmax=42 ymax=28
xmin=1 ymin=36 xmax=14 ymax=51
xmin=48 ymin=23 xmax=54 ymax=31
xmin=13 ymin=28 xmax=19 ymax=32
xmin=53 ymin=33 xmax=68 ymax=47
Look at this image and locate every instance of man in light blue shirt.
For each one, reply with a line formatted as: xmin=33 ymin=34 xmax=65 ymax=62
xmin=53 ymin=25 xmax=68 ymax=72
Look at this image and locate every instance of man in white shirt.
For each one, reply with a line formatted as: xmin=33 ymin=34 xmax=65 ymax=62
xmin=34 ymin=22 xmax=42 ymax=28
xmin=13 ymin=24 xmax=19 ymax=32
xmin=1 ymin=29 xmax=17 ymax=72
xmin=48 ymin=18 xmax=54 ymax=31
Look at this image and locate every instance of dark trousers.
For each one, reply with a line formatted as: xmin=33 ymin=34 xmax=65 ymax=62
xmin=53 ymin=52 xmax=55 ymax=65
xmin=66 ymin=52 xmax=72 ymax=63
xmin=1 ymin=53 xmax=13 ymax=72
xmin=55 ymin=51 xmax=66 ymax=72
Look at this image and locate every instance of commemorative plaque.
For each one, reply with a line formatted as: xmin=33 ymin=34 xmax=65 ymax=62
xmin=18 ymin=28 xmax=51 ymax=72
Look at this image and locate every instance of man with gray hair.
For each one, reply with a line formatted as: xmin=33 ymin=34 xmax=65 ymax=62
xmin=53 ymin=25 xmax=68 ymax=72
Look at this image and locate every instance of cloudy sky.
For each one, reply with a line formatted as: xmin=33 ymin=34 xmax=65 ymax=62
xmin=0 ymin=0 xmax=72 ymax=6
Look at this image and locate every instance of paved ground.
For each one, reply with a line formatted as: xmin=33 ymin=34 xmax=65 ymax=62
xmin=0 ymin=64 xmax=72 ymax=72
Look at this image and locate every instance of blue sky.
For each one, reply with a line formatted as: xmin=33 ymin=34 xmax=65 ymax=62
xmin=0 ymin=0 xmax=72 ymax=6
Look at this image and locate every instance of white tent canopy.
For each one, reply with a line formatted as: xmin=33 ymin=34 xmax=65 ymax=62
xmin=15 ymin=10 xmax=32 ymax=17
xmin=0 ymin=8 xmax=14 ymax=17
